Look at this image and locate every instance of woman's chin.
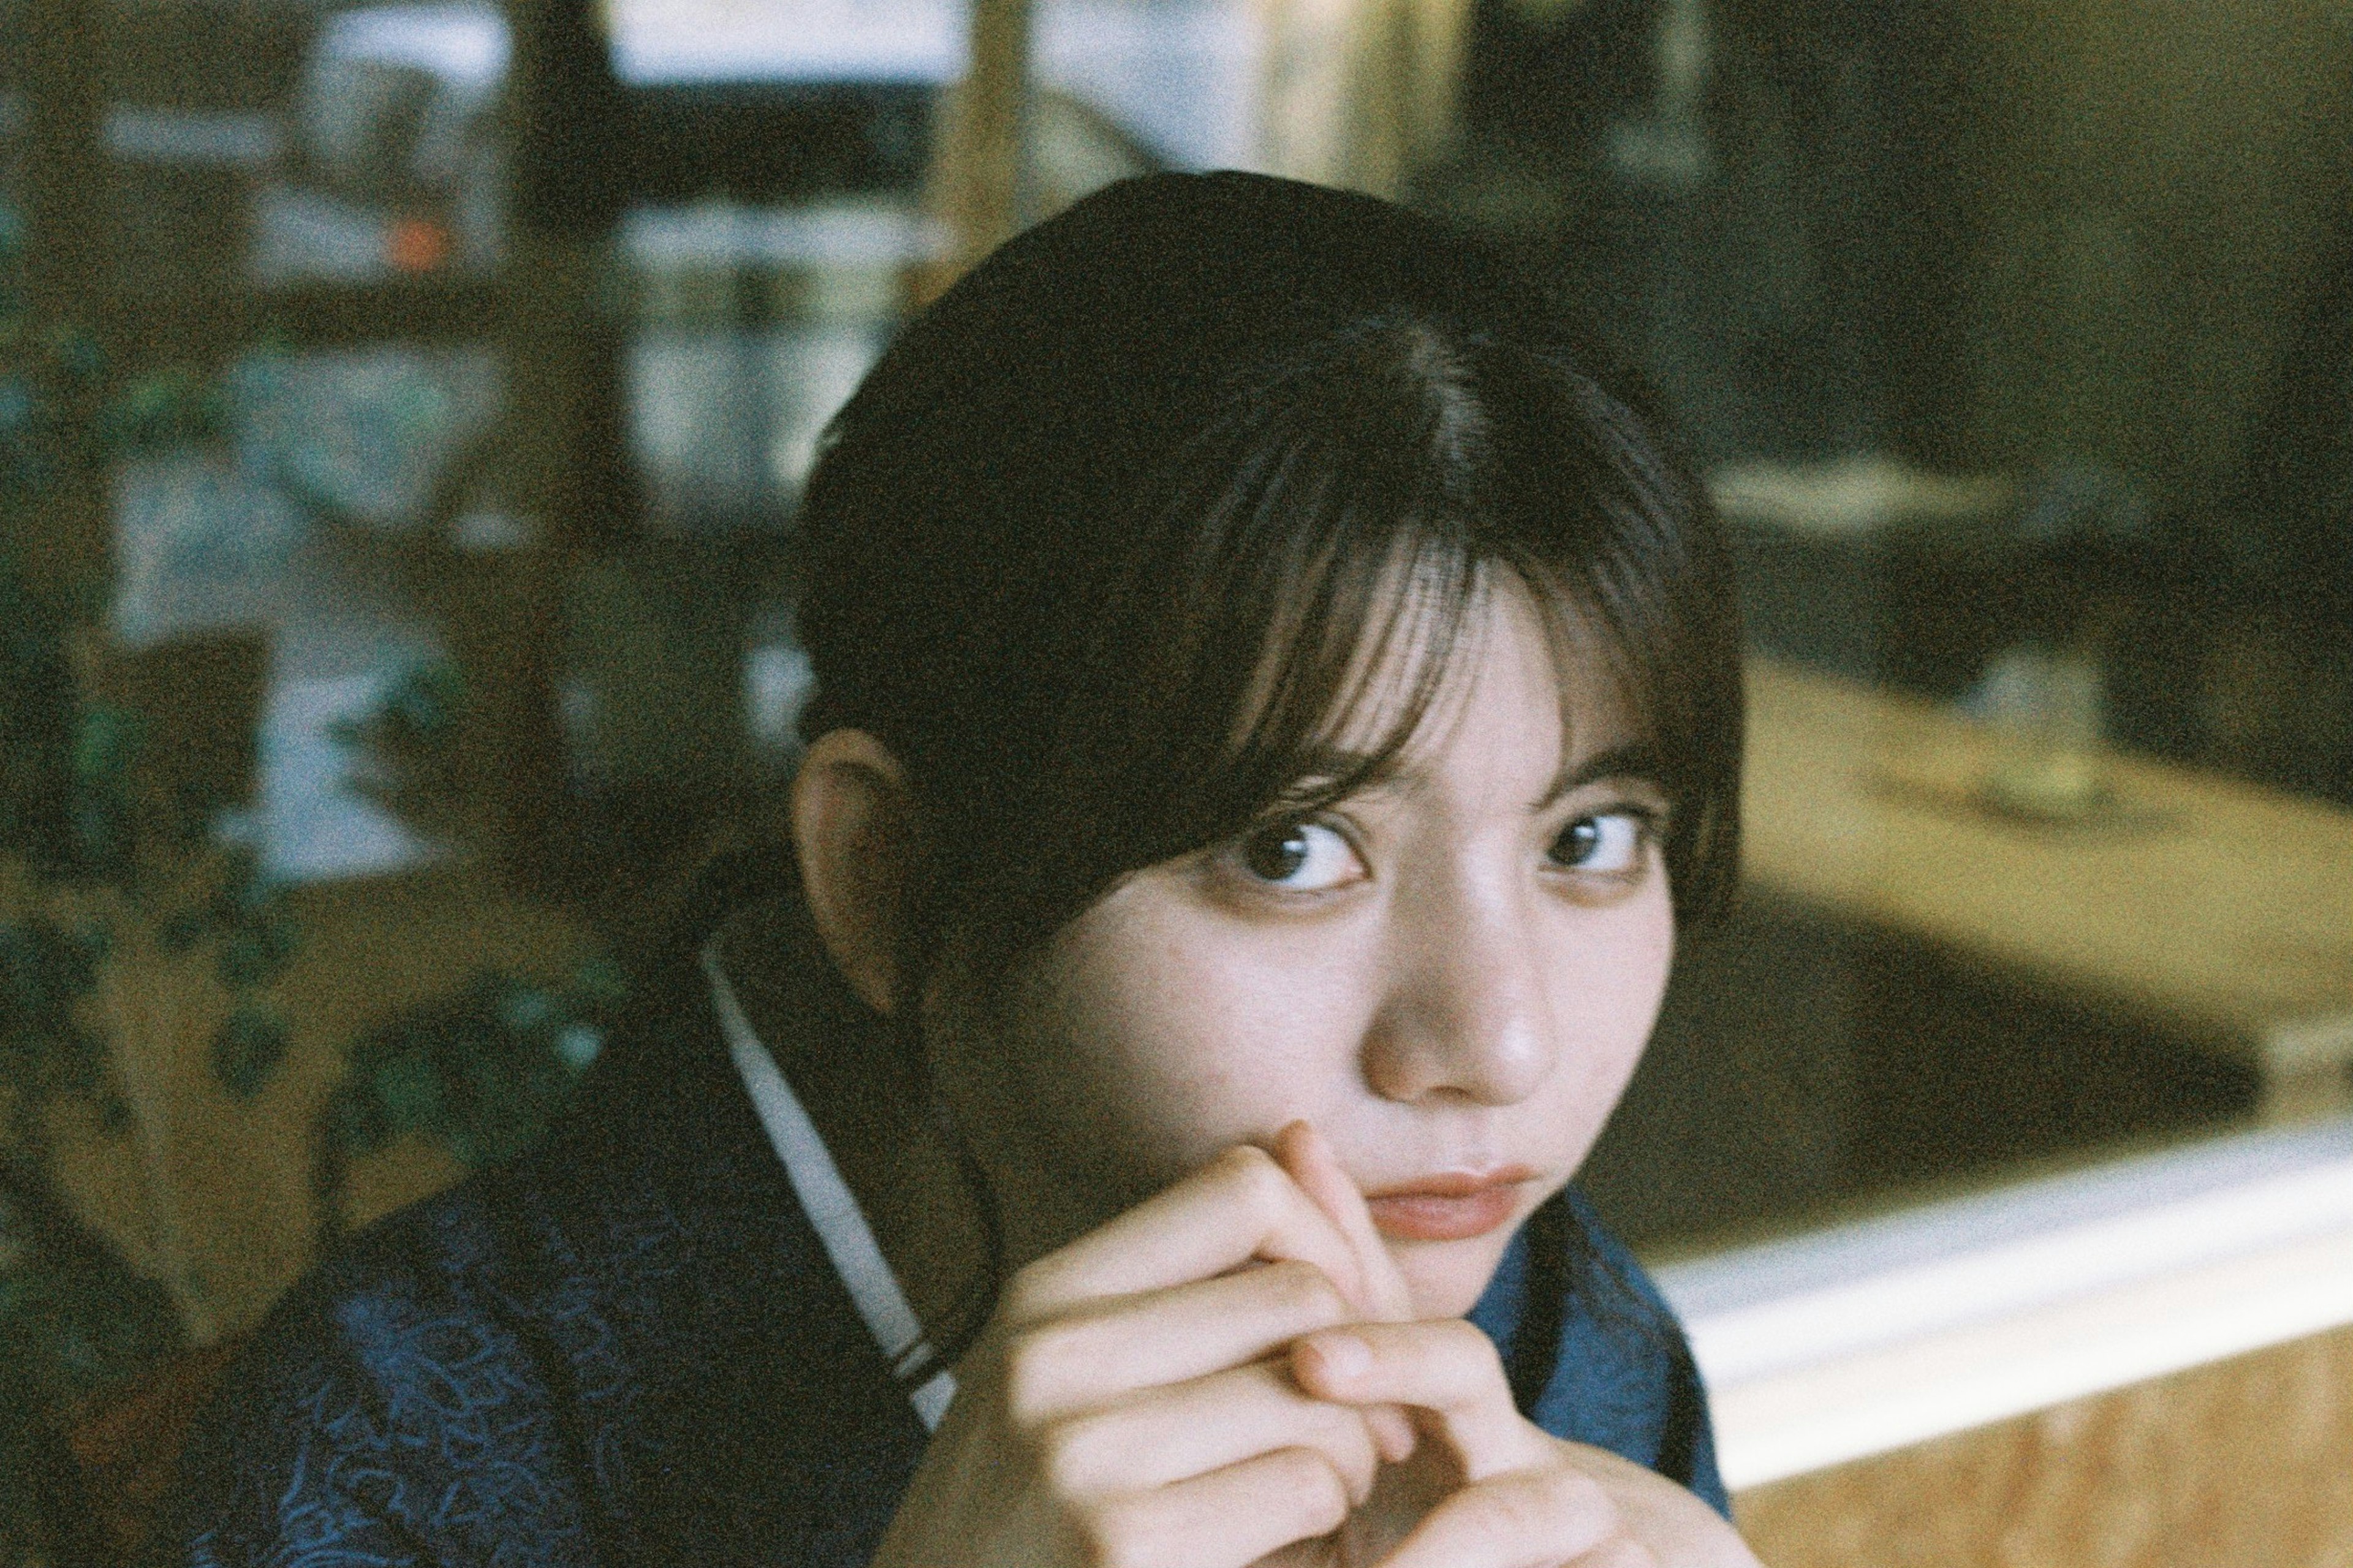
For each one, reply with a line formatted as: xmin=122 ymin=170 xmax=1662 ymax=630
xmin=1392 ymin=1232 xmax=1514 ymax=1320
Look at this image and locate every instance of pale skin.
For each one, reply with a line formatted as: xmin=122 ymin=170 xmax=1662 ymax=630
xmin=735 ymin=576 xmax=1762 ymax=1567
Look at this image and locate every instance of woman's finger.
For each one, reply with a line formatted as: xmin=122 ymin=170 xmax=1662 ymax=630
xmin=1274 ymin=1121 xmax=1416 ymax=1322
xmin=1072 ymin=1446 xmax=1360 ymax=1568
xmin=1290 ymin=1317 xmax=1551 ymax=1481
xmin=1367 ymin=1463 xmax=1620 ymax=1568
xmin=996 ymin=1259 xmax=1362 ymax=1420
xmin=1004 ymin=1144 xmax=1368 ymax=1324
xmin=1034 ymin=1360 xmax=1381 ymax=1505
xmin=1273 ymin=1121 xmax=1421 ymax=1463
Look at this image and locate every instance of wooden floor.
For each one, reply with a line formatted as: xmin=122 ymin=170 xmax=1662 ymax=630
xmin=1736 ymin=1321 xmax=2353 ymax=1568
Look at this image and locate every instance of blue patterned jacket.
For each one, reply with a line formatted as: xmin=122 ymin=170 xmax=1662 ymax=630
xmin=157 ymin=962 xmax=1725 ymax=1566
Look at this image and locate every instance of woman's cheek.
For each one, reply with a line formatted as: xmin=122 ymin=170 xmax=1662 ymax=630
xmin=1542 ymin=889 xmax=1675 ymax=1118
xmin=1034 ymin=895 xmax=1381 ymax=1171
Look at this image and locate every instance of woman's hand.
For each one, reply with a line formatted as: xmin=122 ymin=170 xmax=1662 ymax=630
xmin=867 ymin=1137 xmax=1417 ymax=1568
xmin=870 ymin=1117 xmax=1758 ymax=1568
xmin=1271 ymin=1127 xmax=1757 ymax=1568
xmin=1292 ymin=1318 xmax=1759 ymax=1567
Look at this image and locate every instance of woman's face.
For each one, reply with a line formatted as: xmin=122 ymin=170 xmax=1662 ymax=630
xmin=936 ymin=578 xmax=1675 ymax=1319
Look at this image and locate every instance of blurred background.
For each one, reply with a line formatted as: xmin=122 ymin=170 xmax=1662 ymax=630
xmin=1 ymin=0 xmax=2349 ymax=1561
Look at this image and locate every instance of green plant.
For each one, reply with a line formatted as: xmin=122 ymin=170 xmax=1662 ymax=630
xmin=317 ymin=659 xmax=621 ymax=1229
xmin=315 ymin=963 xmax=624 ymax=1239
xmin=1 ymin=194 xmax=300 ymax=1166
xmin=2 ymin=189 xmax=623 ymax=1561
xmin=1 ymin=194 xmax=293 ymax=1565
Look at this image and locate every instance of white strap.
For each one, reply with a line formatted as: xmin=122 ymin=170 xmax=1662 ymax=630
xmin=703 ymin=945 xmax=958 ymax=1431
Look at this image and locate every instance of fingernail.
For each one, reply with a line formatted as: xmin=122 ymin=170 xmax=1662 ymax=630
xmin=1309 ymin=1333 xmax=1371 ymax=1381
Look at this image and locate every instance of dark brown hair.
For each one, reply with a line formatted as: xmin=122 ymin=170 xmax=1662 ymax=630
xmin=795 ymin=171 xmax=1743 ymax=991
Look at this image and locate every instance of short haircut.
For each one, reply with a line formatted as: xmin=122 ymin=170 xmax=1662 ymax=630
xmin=795 ymin=172 xmax=1743 ymax=988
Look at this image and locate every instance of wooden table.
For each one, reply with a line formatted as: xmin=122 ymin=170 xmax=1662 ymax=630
xmin=1743 ymin=658 xmax=2353 ymax=1119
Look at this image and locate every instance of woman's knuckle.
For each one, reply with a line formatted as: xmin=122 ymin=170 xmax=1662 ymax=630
xmin=1310 ymin=1477 xmax=1353 ymax=1536
xmin=1216 ymin=1142 xmax=1275 ymax=1180
xmin=1523 ymin=1464 xmax=1621 ymax=1556
xmin=1229 ymin=1145 xmax=1291 ymax=1213
xmin=1000 ymin=1327 xmax=1074 ymax=1424
xmin=1539 ymin=1462 xmax=1612 ymax=1518
xmin=1268 ymin=1258 xmax=1347 ymax=1318
xmin=1487 ymin=1472 xmax=1558 ymax=1538
xmin=1033 ymin=1415 xmax=1099 ymax=1494
xmin=1452 ymin=1469 xmax=1576 ymax=1549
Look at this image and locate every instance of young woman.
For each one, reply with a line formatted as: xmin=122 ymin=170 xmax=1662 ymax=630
xmin=164 ymin=172 xmax=1757 ymax=1567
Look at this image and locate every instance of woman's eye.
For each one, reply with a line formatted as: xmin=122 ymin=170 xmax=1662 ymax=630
xmin=1548 ymin=812 xmax=1649 ymax=874
xmin=1233 ymin=819 xmax=1363 ymax=892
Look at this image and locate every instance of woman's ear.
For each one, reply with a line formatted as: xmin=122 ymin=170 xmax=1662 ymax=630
xmin=790 ymin=729 xmax=921 ymax=1017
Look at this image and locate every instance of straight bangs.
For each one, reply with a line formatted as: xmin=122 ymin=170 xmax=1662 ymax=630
xmin=982 ymin=366 xmax=1481 ymax=966
xmin=1091 ymin=359 xmax=1488 ymax=854
xmin=995 ymin=324 xmax=1741 ymax=964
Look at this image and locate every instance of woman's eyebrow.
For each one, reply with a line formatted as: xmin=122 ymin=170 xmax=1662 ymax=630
xmin=1536 ymin=743 xmax=1663 ymax=811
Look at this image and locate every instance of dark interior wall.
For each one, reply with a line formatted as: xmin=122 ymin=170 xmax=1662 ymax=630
xmin=1948 ymin=0 xmax=2353 ymax=516
xmin=1446 ymin=0 xmax=1982 ymax=469
xmin=1454 ymin=0 xmax=2353 ymax=513
xmin=1712 ymin=0 xmax=1980 ymax=471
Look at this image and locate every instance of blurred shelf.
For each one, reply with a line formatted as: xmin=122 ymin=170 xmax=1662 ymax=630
xmin=259 ymin=279 xmax=508 ymax=347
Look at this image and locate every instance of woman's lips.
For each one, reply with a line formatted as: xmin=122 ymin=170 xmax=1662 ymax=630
xmin=1363 ymin=1169 xmax=1535 ymax=1242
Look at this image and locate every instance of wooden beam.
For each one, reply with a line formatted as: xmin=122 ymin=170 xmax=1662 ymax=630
xmin=1258 ymin=0 xmax=1471 ymax=200
xmin=916 ymin=0 xmax=1034 ymax=303
xmin=453 ymin=0 xmax=630 ymax=894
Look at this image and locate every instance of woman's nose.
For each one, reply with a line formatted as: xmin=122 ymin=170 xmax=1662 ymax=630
xmin=1358 ymin=878 xmax=1556 ymax=1107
